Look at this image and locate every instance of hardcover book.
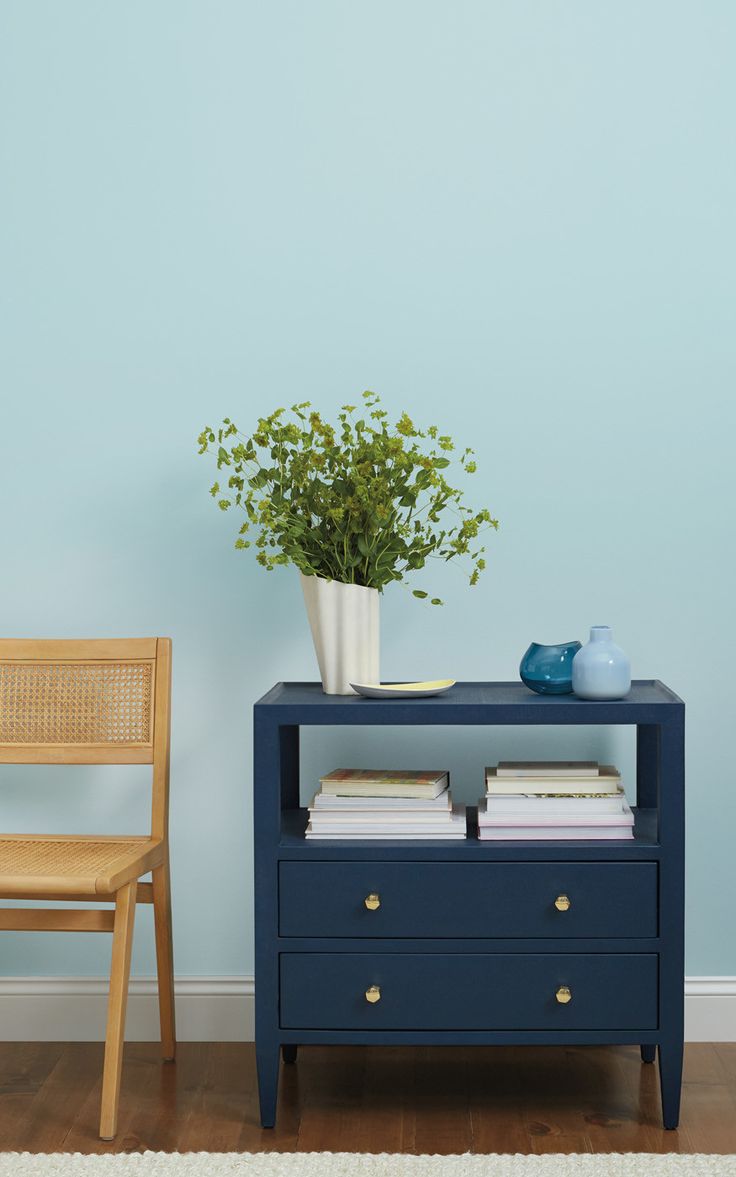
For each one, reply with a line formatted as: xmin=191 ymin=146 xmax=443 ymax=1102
xmin=319 ymin=768 xmax=449 ymax=799
xmin=496 ymin=760 xmax=601 ymax=777
xmin=478 ymin=798 xmax=634 ymax=828
xmin=482 ymin=790 xmax=626 ymax=815
xmin=311 ymin=789 xmax=451 ymax=810
xmin=485 ymin=765 xmax=621 ymax=795
xmin=306 ymin=805 xmax=466 ymax=839
xmin=477 ymin=825 xmax=634 ymax=841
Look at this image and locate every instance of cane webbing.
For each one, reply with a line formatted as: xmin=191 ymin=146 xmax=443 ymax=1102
xmin=0 ymin=661 xmax=153 ymax=745
xmin=0 ymin=837 xmax=147 ymax=878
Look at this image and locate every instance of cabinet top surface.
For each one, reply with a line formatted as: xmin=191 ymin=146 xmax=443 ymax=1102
xmin=255 ymin=680 xmax=683 ymax=719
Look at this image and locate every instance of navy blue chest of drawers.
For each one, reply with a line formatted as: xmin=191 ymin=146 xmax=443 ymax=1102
xmin=253 ymin=681 xmax=684 ymax=1129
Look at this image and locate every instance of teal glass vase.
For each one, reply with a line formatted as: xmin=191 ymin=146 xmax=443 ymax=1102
xmin=520 ymin=640 xmax=582 ymax=695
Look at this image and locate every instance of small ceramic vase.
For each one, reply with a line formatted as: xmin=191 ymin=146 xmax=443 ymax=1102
xmin=572 ymin=625 xmax=631 ymax=700
xmin=519 ymin=640 xmax=582 ymax=695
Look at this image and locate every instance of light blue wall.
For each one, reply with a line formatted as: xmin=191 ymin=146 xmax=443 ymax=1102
xmin=1 ymin=1 xmax=734 ymax=979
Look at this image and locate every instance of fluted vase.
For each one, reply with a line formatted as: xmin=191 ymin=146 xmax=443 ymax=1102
xmin=300 ymin=573 xmax=380 ymax=695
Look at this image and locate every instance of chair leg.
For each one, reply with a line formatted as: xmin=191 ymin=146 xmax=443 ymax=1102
xmin=100 ymin=880 xmax=137 ymax=1140
xmin=152 ymin=858 xmax=176 ymax=1061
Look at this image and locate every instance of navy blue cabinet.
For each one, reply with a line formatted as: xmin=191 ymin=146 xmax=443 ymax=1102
xmin=254 ymin=681 xmax=684 ymax=1129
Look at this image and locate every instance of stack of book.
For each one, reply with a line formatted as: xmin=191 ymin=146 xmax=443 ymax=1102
xmin=306 ymin=769 xmax=466 ymax=839
xmin=477 ymin=760 xmax=634 ymax=840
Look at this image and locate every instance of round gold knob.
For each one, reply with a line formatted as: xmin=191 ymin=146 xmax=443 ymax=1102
xmin=364 ymin=893 xmax=381 ymax=911
xmin=365 ymin=985 xmax=381 ymax=1004
xmin=556 ymin=985 xmax=572 ymax=1004
xmin=554 ymin=894 xmax=571 ymax=912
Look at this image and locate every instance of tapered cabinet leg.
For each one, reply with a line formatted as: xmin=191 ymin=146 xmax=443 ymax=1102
xmin=256 ymin=1040 xmax=281 ymax=1128
xmin=658 ymin=1039 xmax=684 ymax=1129
xmin=281 ymin=1043 xmax=298 ymax=1064
xmin=152 ymin=859 xmax=176 ymax=1061
xmin=100 ymin=881 xmax=137 ymax=1140
xmin=641 ymin=1044 xmax=656 ymax=1063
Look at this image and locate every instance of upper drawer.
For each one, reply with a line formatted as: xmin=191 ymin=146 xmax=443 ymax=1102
xmin=279 ymin=861 xmax=658 ymax=939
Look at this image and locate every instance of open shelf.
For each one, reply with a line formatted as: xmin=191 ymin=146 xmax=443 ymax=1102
xmin=278 ymin=806 xmax=660 ymax=860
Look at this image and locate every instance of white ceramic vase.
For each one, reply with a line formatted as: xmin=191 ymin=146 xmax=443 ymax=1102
xmin=572 ymin=625 xmax=631 ymax=700
xmin=300 ymin=573 xmax=380 ymax=695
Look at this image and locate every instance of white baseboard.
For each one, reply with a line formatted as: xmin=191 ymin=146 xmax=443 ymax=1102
xmin=684 ymin=977 xmax=736 ymax=1042
xmin=0 ymin=976 xmax=733 ymax=1042
xmin=0 ymin=976 xmax=254 ymax=1042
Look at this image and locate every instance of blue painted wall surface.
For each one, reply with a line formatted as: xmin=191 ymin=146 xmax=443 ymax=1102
xmin=1 ymin=2 xmax=734 ymax=977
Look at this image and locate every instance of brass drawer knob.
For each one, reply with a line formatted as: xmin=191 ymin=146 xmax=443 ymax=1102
xmin=556 ymin=985 xmax=572 ymax=1004
xmin=364 ymin=893 xmax=381 ymax=911
xmin=554 ymin=894 xmax=571 ymax=912
xmin=365 ymin=985 xmax=381 ymax=1004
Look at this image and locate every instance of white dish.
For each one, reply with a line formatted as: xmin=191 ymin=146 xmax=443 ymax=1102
xmin=350 ymin=679 xmax=456 ymax=699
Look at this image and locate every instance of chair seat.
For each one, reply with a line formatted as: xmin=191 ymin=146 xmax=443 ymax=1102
xmin=0 ymin=835 xmax=164 ymax=896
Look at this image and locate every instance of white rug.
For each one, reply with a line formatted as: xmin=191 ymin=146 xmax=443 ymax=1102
xmin=0 ymin=1155 xmax=735 ymax=1177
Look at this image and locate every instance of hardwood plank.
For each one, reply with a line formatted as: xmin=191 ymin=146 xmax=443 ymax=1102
xmin=0 ymin=1042 xmax=64 ymax=1098
xmin=713 ymin=1044 xmax=736 ymax=1083
xmin=470 ymin=1047 xmax=542 ymax=1154
xmin=0 ymin=1043 xmax=67 ymax=1151
xmin=407 ymin=1047 xmax=473 ymax=1156
xmin=5 ymin=1043 xmax=103 ymax=1152
xmin=350 ymin=1047 xmax=412 ymax=1154
xmin=2 ymin=1042 xmax=736 ymax=1153
xmin=180 ymin=1044 xmax=257 ymax=1154
xmin=682 ymin=1042 xmax=732 ymax=1085
xmin=295 ymin=1046 xmax=376 ymax=1153
xmin=567 ymin=1046 xmax=669 ymax=1153
xmin=114 ymin=1043 xmax=202 ymax=1155
xmin=63 ymin=1043 xmax=161 ymax=1154
xmin=532 ymin=1133 xmax=593 ymax=1154
xmin=677 ymin=1078 xmax=736 ymax=1154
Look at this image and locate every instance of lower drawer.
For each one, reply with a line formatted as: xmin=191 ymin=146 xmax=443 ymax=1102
xmin=280 ymin=952 xmax=658 ymax=1031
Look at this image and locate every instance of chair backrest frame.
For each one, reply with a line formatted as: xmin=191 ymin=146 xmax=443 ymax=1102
xmin=0 ymin=637 xmax=172 ymax=840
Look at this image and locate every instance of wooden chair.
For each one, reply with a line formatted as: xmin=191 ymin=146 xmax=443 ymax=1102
xmin=0 ymin=638 xmax=175 ymax=1140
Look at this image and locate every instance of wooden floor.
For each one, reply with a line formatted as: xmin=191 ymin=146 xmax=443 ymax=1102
xmin=1 ymin=1043 xmax=735 ymax=1155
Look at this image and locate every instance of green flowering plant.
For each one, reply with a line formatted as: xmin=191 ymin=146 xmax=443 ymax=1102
xmin=197 ymin=391 xmax=497 ymax=604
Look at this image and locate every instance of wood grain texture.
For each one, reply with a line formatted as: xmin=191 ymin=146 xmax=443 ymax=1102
xmin=0 ymin=909 xmax=116 ymax=932
xmin=99 ymin=880 xmax=138 ymax=1139
xmin=152 ymin=858 xmax=176 ymax=1061
xmin=0 ymin=639 xmax=159 ymax=660
xmin=0 ymin=1042 xmax=732 ymax=1155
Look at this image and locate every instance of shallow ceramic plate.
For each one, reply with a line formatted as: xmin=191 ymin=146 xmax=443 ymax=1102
xmin=350 ymin=679 xmax=456 ymax=699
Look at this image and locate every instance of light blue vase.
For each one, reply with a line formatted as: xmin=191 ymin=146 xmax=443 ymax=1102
xmin=572 ymin=625 xmax=631 ymax=700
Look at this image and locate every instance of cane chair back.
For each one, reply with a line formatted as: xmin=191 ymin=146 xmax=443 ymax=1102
xmin=0 ymin=638 xmax=171 ymax=839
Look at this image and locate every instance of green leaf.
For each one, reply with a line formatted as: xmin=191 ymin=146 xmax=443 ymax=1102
xmin=196 ymin=397 xmax=496 ymax=600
